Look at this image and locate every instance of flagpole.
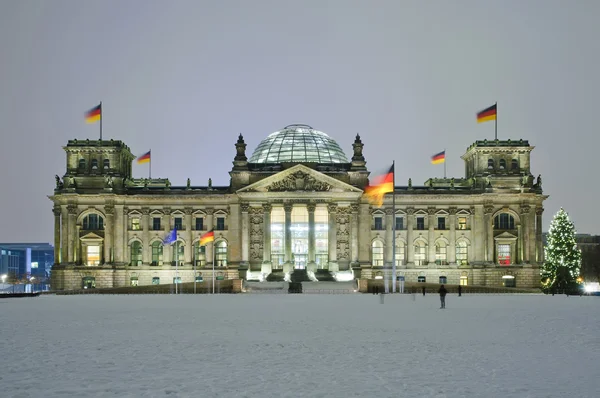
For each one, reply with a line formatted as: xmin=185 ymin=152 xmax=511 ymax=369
xmin=194 ymin=248 xmax=197 ymax=294
xmin=392 ymin=160 xmax=397 ymax=293
xmin=212 ymin=242 xmax=215 ymax=294
xmin=175 ymin=239 xmax=178 ymax=294
xmin=99 ymin=101 xmax=103 ymax=141
xmin=149 ymin=150 xmax=152 ymax=179
xmin=444 ymin=148 xmax=447 ymax=180
xmin=495 ymin=102 xmax=498 ymax=140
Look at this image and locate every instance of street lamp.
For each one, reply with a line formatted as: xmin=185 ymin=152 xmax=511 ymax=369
xmin=1 ymin=274 xmax=6 ymax=284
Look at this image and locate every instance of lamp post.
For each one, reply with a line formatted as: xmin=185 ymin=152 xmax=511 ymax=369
xmin=30 ymin=276 xmax=35 ymax=293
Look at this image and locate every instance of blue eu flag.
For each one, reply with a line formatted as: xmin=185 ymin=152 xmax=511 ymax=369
xmin=164 ymin=229 xmax=177 ymax=244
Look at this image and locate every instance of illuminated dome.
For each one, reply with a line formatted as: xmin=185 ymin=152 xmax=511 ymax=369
xmin=249 ymin=124 xmax=348 ymax=164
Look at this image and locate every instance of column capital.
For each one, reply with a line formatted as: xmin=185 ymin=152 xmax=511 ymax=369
xmin=406 ymin=207 xmax=415 ymax=215
xmin=385 ymin=208 xmax=394 ymax=216
xmin=350 ymin=203 xmax=359 ymax=213
xmin=183 ymin=207 xmax=193 ymax=215
xmin=262 ymin=203 xmax=272 ymax=213
xmin=141 ymin=207 xmax=150 ymax=215
xmin=283 ymin=203 xmax=293 ymax=213
xmin=484 ymin=205 xmax=495 ymax=215
xmin=448 ymin=207 xmax=457 ymax=216
xmin=205 ymin=208 xmax=214 ymax=216
xmin=306 ymin=203 xmax=316 ymax=213
xmin=520 ymin=205 xmax=531 ymax=214
xmin=53 ymin=206 xmax=61 ymax=216
xmin=240 ymin=202 xmax=250 ymax=213
xmin=105 ymin=205 xmax=115 ymax=215
xmin=163 ymin=207 xmax=172 ymax=215
xmin=67 ymin=204 xmax=78 ymax=215
xmin=427 ymin=207 xmax=436 ymax=216
xmin=328 ymin=203 xmax=338 ymax=213
xmin=535 ymin=206 xmax=544 ymax=216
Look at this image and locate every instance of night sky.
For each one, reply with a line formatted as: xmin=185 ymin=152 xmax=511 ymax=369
xmin=1 ymin=0 xmax=598 ymax=242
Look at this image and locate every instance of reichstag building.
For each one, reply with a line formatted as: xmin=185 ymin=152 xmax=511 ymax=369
xmin=50 ymin=124 xmax=546 ymax=290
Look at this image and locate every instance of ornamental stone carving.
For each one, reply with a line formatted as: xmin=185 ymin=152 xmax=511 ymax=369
xmin=205 ymin=208 xmax=214 ymax=216
xmin=267 ymin=171 xmax=331 ymax=192
xmin=262 ymin=203 xmax=272 ymax=213
xmin=449 ymin=207 xmax=457 ymax=216
xmin=184 ymin=207 xmax=193 ymax=215
xmin=283 ymin=203 xmax=293 ymax=213
xmin=535 ymin=207 xmax=544 ymax=216
xmin=104 ymin=205 xmax=115 ymax=215
xmin=306 ymin=203 xmax=316 ymax=213
xmin=53 ymin=206 xmax=61 ymax=216
xmin=336 ymin=206 xmax=351 ymax=260
xmin=249 ymin=206 xmax=264 ymax=261
xmin=520 ymin=205 xmax=531 ymax=214
xmin=406 ymin=207 xmax=415 ymax=216
xmin=484 ymin=205 xmax=495 ymax=215
xmin=385 ymin=208 xmax=394 ymax=216
xmin=141 ymin=207 xmax=150 ymax=215
xmin=240 ymin=203 xmax=250 ymax=213
xmin=163 ymin=207 xmax=172 ymax=216
xmin=427 ymin=207 xmax=437 ymax=216
xmin=67 ymin=204 xmax=78 ymax=215
xmin=350 ymin=204 xmax=359 ymax=213
xmin=328 ymin=203 xmax=338 ymax=213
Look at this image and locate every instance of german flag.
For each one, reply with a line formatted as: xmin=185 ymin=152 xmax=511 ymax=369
xmin=136 ymin=151 xmax=151 ymax=164
xmin=477 ymin=103 xmax=497 ymax=123
xmin=199 ymin=229 xmax=215 ymax=246
xmin=431 ymin=151 xmax=446 ymax=165
xmin=85 ymin=103 xmax=101 ymax=123
xmin=364 ymin=165 xmax=394 ymax=207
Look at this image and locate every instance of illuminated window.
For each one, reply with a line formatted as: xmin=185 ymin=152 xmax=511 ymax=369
xmin=498 ymin=244 xmax=511 ymax=265
xmin=372 ymin=241 xmax=384 ymax=266
xmin=173 ymin=242 xmax=184 ymax=265
xmin=315 ymin=207 xmax=329 ymax=268
xmin=215 ymin=241 xmax=227 ymax=267
xmin=502 ymin=275 xmax=516 ymax=287
xmin=395 ymin=241 xmax=405 ymax=266
xmin=414 ymin=241 xmax=426 ymax=266
xmin=458 ymin=217 xmax=467 ymax=230
xmin=82 ymin=276 xmax=95 ymax=289
xmin=151 ymin=241 xmax=163 ymax=266
xmin=435 ymin=242 xmax=447 ymax=265
xmin=460 ymin=276 xmax=468 ymax=286
xmin=130 ymin=241 xmax=142 ymax=266
xmin=193 ymin=243 xmax=206 ymax=267
xmin=131 ymin=218 xmax=140 ymax=230
xmin=270 ymin=207 xmax=285 ymax=269
xmin=86 ymin=245 xmax=100 ymax=266
xmin=130 ymin=277 xmax=138 ymax=286
xmin=456 ymin=241 xmax=468 ymax=265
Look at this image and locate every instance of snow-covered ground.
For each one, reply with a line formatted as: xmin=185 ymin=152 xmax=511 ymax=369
xmin=1 ymin=293 xmax=598 ymax=398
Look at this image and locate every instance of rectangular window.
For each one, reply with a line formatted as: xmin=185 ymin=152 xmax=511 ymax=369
xmin=173 ymin=277 xmax=182 ymax=284
xmin=131 ymin=218 xmax=140 ymax=231
xmin=86 ymin=245 xmax=100 ymax=266
xmin=130 ymin=277 xmax=138 ymax=287
xmin=437 ymin=217 xmax=446 ymax=230
xmin=458 ymin=217 xmax=467 ymax=230
xmin=460 ymin=276 xmax=468 ymax=286
xmin=174 ymin=217 xmax=183 ymax=230
xmin=195 ymin=217 xmax=204 ymax=231
xmin=152 ymin=217 xmax=161 ymax=231
xmin=395 ymin=217 xmax=404 ymax=230
xmin=502 ymin=275 xmax=516 ymax=287
xmin=374 ymin=217 xmax=383 ymax=230
xmin=418 ymin=276 xmax=426 ymax=283
xmin=498 ymin=244 xmax=511 ymax=265
xmin=416 ymin=217 xmax=425 ymax=230
xmin=395 ymin=244 xmax=405 ymax=266
xmin=152 ymin=277 xmax=160 ymax=285
xmin=216 ymin=217 xmax=225 ymax=230
xmin=439 ymin=276 xmax=447 ymax=284
xmin=414 ymin=244 xmax=426 ymax=266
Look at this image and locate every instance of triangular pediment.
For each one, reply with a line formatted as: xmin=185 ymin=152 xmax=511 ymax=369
xmin=80 ymin=232 xmax=104 ymax=241
xmin=237 ymin=164 xmax=362 ymax=193
xmin=494 ymin=231 xmax=518 ymax=241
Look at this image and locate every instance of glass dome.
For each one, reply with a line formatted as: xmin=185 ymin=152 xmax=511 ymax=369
xmin=249 ymin=124 xmax=349 ymax=164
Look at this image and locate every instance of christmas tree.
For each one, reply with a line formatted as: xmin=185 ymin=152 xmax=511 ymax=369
xmin=541 ymin=208 xmax=582 ymax=293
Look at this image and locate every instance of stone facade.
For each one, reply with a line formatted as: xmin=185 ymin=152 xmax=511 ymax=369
xmin=50 ymin=130 xmax=547 ymax=290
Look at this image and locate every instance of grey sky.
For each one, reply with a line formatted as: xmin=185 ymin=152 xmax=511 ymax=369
xmin=1 ymin=0 xmax=598 ymax=242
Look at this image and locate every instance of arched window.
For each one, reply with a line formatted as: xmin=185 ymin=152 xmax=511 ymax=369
xmin=511 ymin=159 xmax=518 ymax=170
xmin=487 ymin=159 xmax=495 ymax=169
xmin=215 ymin=241 xmax=228 ymax=267
xmin=151 ymin=241 xmax=163 ymax=266
xmin=499 ymin=159 xmax=506 ymax=170
xmin=130 ymin=241 xmax=142 ymax=266
xmin=414 ymin=240 xmax=426 ymax=266
xmin=91 ymin=159 xmax=98 ymax=169
xmin=173 ymin=241 xmax=184 ymax=266
xmin=78 ymin=159 xmax=86 ymax=169
xmin=82 ymin=214 xmax=104 ymax=230
xmin=395 ymin=241 xmax=405 ymax=266
xmin=372 ymin=240 xmax=384 ymax=266
xmin=103 ymin=159 xmax=110 ymax=170
xmin=435 ymin=241 xmax=447 ymax=265
xmin=456 ymin=241 xmax=468 ymax=265
xmin=193 ymin=242 xmax=206 ymax=267
xmin=494 ymin=213 xmax=515 ymax=229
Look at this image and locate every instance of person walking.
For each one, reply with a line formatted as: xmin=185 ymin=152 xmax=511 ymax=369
xmin=438 ymin=284 xmax=447 ymax=309
xmin=458 ymin=284 xmax=462 ymax=297
xmin=422 ymin=286 xmax=426 ymax=296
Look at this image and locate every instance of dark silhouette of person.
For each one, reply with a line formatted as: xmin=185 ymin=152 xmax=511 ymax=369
xmin=458 ymin=285 xmax=462 ymax=297
xmin=422 ymin=286 xmax=426 ymax=296
xmin=438 ymin=284 xmax=447 ymax=309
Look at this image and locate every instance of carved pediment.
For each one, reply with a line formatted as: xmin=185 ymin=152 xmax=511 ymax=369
xmin=237 ymin=164 xmax=362 ymax=194
xmin=79 ymin=231 xmax=104 ymax=241
xmin=494 ymin=231 xmax=518 ymax=241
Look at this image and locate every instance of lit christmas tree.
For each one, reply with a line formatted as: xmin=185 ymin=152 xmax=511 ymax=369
xmin=541 ymin=208 xmax=582 ymax=293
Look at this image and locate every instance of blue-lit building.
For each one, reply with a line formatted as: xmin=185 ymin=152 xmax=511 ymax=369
xmin=0 ymin=243 xmax=54 ymax=281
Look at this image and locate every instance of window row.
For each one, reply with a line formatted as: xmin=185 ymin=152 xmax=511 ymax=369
xmin=371 ymin=240 xmax=469 ymax=266
xmin=129 ymin=240 xmax=228 ymax=267
xmin=130 ymin=216 xmax=226 ymax=231
xmin=373 ymin=216 xmax=469 ymax=231
xmin=78 ymin=158 xmax=110 ymax=170
xmin=487 ymin=158 xmax=519 ymax=171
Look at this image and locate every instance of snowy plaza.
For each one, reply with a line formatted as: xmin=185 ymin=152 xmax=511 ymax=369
xmin=1 ymin=293 xmax=599 ymax=398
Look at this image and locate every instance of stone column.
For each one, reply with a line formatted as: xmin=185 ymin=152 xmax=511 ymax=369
xmin=67 ymin=204 xmax=77 ymax=264
xmin=261 ymin=204 xmax=272 ymax=273
xmin=427 ymin=208 xmax=436 ymax=265
xmin=307 ymin=203 xmax=316 ymax=265
xmin=53 ymin=206 xmax=61 ymax=264
xmin=350 ymin=204 xmax=359 ymax=266
xmin=104 ymin=205 xmax=114 ymax=264
xmin=240 ymin=203 xmax=250 ymax=266
xmin=406 ymin=208 xmax=414 ymax=264
xmin=535 ymin=207 xmax=544 ymax=263
xmin=205 ymin=208 xmax=214 ymax=267
xmin=114 ymin=205 xmax=124 ymax=264
xmin=284 ymin=203 xmax=293 ymax=266
xmin=448 ymin=207 xmax=456 ymax=264
xmin=141 ymin=208 xmax=150 ymax=264
xmin=61 ymin=206 xmax=68 ymax=265
xmin=385 ymin=208 xmax=394 ymax=266
xmin=184 ymin=207 xmax=193 ymax=266
xmin=520 ymin=205 xmax=530 ymax=263
xmin=122 ymin=207 xmax=128 ymax=264
xmin=484 ymin=205 xmax=494 ymax=263
xmin=328 ymin=203 xmax=338 ymax=271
